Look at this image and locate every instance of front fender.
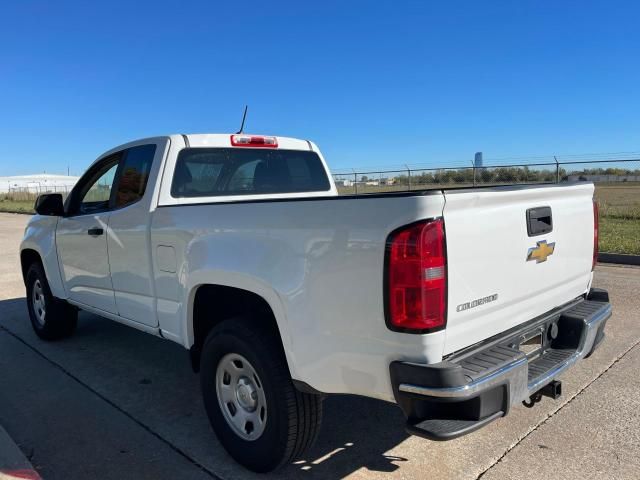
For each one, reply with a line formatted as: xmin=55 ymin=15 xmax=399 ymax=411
xmin=20 ymin=215 xmax=66 ymax=299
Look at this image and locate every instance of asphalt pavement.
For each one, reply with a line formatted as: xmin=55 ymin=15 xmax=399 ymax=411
xmin=0 ymin=212 xmax=638 ymax=479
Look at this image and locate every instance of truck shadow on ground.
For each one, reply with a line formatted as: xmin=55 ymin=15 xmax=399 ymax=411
xmin=0 ymin=298 xmax=411 ymax=480
xmin=286 ymin=395 xmax=410 ymax=478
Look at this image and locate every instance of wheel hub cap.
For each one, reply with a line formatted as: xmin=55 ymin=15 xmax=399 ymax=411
xmin=235 ymin=377 xmax=258 ymax=411
xmin=215 ymin=353 xmax=267 ymax=441
xmin=32 ymin=279 xmax=46 ymax=326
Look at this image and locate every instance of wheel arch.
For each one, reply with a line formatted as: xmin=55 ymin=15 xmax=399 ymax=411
xmin=187 ymin=282 xmax=296 ymax=378
xmin=20 ymin=216 xmax=67 ymax=299
xmin=20 ymin=248 xmax=44 ymax=285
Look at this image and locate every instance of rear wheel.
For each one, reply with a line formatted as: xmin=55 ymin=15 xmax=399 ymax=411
xmin=26 ymin=262 xmax=77 ymax=340
xmin=200 ymin=317 xmax=323 ymax=472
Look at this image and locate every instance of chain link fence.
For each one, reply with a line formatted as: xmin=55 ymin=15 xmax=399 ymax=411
xmin=0 ymin=157 xmax=638 ymax=253
xmin=3 ymin=184 xmax=72 ymax=202
xmin=332 ymin=158 xmax=640 ymax=194
xmin=332 ymin=157 xmax=640 ymax=255
xmin=1 ymin=184 xmax=72 ymax=214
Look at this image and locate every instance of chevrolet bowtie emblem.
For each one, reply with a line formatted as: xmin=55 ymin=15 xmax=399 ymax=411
xmin=527 ymin=240 xmax=556 ymax=263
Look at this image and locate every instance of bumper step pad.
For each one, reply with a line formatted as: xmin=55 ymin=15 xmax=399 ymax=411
xmin=407 ymin=411 xmax=504 ymax=441
xmin=458 ymin=344 xmax=522 ymax=383
xmin=527 ymin=348 xmax=574 ymax=382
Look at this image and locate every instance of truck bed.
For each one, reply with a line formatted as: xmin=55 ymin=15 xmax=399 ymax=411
xmin=152 ymin=181 xmax=595 ymax=401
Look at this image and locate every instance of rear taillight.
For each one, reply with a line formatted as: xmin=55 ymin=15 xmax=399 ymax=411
xmin=385 ymin=218 xmax=447 ymax=332
xmin=593 ymin=199 xmax=599 ymax=270
xmin=230 ymin=134 xmax=278 ymax=148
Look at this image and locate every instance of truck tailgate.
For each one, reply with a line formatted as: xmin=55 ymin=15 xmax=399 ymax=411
xmin=442 ymin=183 xmax=595 ymax=355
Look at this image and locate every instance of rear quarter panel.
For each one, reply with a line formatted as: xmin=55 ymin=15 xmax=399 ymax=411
xmin=151 ymin=193 xmax=445 ymax=402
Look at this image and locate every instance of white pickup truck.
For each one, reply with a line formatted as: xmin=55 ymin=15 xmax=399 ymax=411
xmin=20 ymin=133 xmax=611 ymax=472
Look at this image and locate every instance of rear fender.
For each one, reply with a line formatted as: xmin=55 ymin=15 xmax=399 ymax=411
xmin=184 ymin=270 xmax=295 ymax=378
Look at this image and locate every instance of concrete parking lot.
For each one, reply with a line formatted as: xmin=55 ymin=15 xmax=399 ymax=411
xmin=1 ymin=212 xmax=639 ymax=480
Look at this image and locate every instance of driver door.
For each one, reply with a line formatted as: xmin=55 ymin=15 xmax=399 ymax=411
xmin=56 ymin=152 xmax=122 ymax=314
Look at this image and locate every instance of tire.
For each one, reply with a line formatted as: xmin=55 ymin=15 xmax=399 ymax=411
xmin=200 ymin=317 xmax=323 ymax=472
xmin=25 ymin=262 xmax=77 ymax=340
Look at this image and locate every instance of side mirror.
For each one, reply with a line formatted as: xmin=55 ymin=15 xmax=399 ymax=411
xmin=34 ymin=193 xmax=65 ymax=216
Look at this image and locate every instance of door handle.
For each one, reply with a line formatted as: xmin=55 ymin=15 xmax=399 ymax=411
xmin=87 ymin=227 xmax=104 ymax=236
xmin=526 ymin=206 xmax=553 ymax=236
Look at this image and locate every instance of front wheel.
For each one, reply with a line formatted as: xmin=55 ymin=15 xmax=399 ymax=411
xmin=200 ymin=318 xmax=323 ymax=472
xmin=26 ymin=262 xmax=77 ymax=340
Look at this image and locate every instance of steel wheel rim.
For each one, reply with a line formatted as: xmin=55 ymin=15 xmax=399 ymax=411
xmin=32 ymin=279 xmax=46 ymax=326
xmin=215 ymin=353 xmax=267 ymax=441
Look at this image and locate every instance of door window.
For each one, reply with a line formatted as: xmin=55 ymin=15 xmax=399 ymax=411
xmin=69 ymin=144 xmax=157 ymax=216
xmin=75 ymin=158 xmax=120 ymax=215
xmin=114 ymin=144 xmax=156 ymax=208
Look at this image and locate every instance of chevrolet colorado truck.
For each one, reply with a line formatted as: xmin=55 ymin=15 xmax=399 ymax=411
xmin=20 ymin=133 xmax=611 ymax=472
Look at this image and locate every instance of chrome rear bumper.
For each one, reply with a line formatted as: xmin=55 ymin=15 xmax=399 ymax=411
xmin=390 ymin=289 xmax=612 ymax=440
xmin=398 ymin=301 xmax=611 ymax=405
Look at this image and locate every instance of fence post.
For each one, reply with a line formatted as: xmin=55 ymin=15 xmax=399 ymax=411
xmin=353 ymin=170 xmax=358 ymax=195
xmin=405 ymin=165 xmax=411 ymax=190
xmin=554 ymin=156 xmax=560 ymax=183
xmin=471 ymin=160 xmax=477 ymax=186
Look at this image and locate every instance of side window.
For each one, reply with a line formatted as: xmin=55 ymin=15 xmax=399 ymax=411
xmin=75 ymin=157 xmax=120 ymax=215
xmin=114 ymin=144 xmax=156 ymax=208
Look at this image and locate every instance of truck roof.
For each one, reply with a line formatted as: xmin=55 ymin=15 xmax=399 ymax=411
xmin=93 ymin=133 xmax=321 ymax=170
xmin=183 ymin=133 xmax=315 ymax=152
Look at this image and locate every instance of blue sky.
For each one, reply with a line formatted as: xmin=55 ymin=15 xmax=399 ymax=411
xmin=1 ymin=1 xmax=639 ymax=176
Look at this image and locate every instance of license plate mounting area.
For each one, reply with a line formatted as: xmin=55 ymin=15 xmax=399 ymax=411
xmin=517 ymin=329 xmax=545 ymax=360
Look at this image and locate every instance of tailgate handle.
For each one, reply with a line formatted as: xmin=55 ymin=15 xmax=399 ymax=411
xmin=526 ymin=207 xmax=553 ymax=236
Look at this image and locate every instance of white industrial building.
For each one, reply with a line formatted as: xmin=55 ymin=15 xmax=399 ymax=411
xmin=0 ymin=174 xmax=80 ymax=194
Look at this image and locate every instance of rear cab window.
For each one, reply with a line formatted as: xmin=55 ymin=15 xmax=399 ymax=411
xmin=171 ymin=148 xmax=331 ymax=198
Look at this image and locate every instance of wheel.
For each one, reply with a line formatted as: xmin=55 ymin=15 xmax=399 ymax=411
xmin=200 ymin=317 xmax=323 ymax=472
xmin=25 ymin=262 xmax=77 ymax=340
